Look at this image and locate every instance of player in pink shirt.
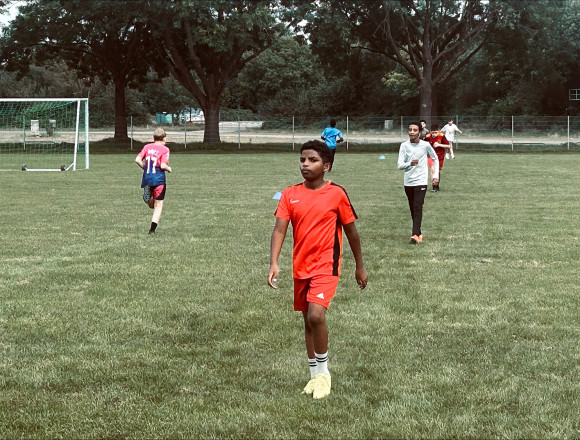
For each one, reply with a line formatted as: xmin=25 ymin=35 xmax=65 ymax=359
xmin=135 ymin=128 xmax=172 ymax=234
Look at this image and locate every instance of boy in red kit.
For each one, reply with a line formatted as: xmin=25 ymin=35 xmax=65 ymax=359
xmin=135 ymin=128 xmax=172 ymax=234
xmin=268 ymin=140 xmax=368 ymax=399
xmin=425 ymin=124 xmax=450 ymax=192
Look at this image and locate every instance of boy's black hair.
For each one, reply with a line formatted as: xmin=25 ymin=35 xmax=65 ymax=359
xmin=430 ymin=124 xmax=439 ymax=131
xmin=301 ymin=140 xmax=332 ymax=164
xmin=409 ymin=121 xmax=421 ymax=130
xmin=330 ymin=118 xmax=337 ymax=127
xmin=419 ymin=119 xmax=427 ymax=125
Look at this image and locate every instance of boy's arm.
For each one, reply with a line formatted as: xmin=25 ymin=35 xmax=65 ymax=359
xmin=160 ymin=162 xmax=172 ymax=173
xmin=427 ymin=146 xmax=440 ymax=183
xmin=343 ymin=222 xmax=368 ymax=289
xmin=135 ymin=155 xmax=145 ymax=169
xmin=397 ymin=145 xmax=413 ymax=170
xmin=268 ymin=217 xmax=289 ymax=289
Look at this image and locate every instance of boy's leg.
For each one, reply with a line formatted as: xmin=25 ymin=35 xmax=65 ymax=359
xmin=405 ymin=186 xmax=419 ymax=240
xmin=301 ymin=310 xmax=318 ymax=395
xmin=143 ymin=186 xmax=152 ymax=203
xmin=149 ymin=200 xmax=163 ymax=234
xmin=411 ymin=185 xmax=427 ymax=238
xmin=148 ymin=185 xmax=166 ymax=234
xmin=151 ymin=199 xmax=164 ymax=224
xmin=307 ymin=303 xmax=332 ymax=399
xmin=307 ymin=303 xmax=328 ymax=356
xmin=404 ymin=185 xmax=415 ymax=222
xmin=296 ymin=276 xmax=337 ymax=398
xmin=329 ymin=149 xmax=336 ymax=171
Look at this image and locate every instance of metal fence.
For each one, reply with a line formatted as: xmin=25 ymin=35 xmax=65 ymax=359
xmin=116 ymin=115 xmax=580 ymax=151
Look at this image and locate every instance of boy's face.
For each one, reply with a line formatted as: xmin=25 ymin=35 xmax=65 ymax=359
xmin=300 ymin=149 xmax=329 ymax=181
xmin=408 ymin=124 xmax=420 ymax=143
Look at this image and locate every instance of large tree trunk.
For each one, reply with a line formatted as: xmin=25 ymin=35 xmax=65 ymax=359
xmin=419 ymin=47 xmax=433 ymax=119
xmin=203 ymin=102 xmax=221 ymax=143
xmin=114 ymin=79 xmax=128 ymax=139
xmin=431 ymin=83 xmax=439 ymax=122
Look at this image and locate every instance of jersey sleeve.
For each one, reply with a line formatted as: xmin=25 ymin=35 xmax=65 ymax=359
xmin=337 ymin=189 xmax=357 ymax=225
xmin=160 ymin=147 xmax=170 ymax=164
xmin=137 ymin=145 xmax=147 ymax=159
xmin=274 ymin=188 xmax=291 ymax=220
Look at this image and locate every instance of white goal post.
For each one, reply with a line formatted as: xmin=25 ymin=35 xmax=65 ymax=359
xmin=0 ymin=98 xmax=89 ymax=171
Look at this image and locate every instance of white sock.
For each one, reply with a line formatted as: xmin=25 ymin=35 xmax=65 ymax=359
xmin=308 ymin=358 xmax=317 ymax=379
xmin=315 ymin=352 xmax=329 ymax=375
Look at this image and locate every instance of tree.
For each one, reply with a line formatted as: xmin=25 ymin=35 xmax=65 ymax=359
xmin=330 ymin=0 xmax=495 ymax=118
xmin=0 ymin=0 xmax=156 ymax=139
xmin=233 ymin=36 xmax=322 ymax=114
xmin=151 ymin=0 xmax=310 ymax=143
xmin=305 ymin=3 xmax=406 ymax=116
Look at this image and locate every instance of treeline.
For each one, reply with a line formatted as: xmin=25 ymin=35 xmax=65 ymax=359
xmin=1 ymin=1 xmax=580 ymax=142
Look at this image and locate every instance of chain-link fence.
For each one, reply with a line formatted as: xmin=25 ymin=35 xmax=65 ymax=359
xmin=112 ymin=115 xmax=580 ymax=151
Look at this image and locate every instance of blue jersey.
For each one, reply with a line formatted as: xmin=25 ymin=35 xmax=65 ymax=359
xmin=321 ymin=127 xmax=343 ymax=149
xmin=138 ymin=143 xmax=170 ymax=187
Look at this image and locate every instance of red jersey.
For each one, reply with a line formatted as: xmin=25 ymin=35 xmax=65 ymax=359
xmin=424 ymin=131 xmax=448 ymax=166
xmin=275 ymin=181 xmax=358 ymax=279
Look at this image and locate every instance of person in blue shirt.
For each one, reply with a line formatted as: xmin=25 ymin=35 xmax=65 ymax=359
xmin=320 ymin=118 xmax=343 ymax=171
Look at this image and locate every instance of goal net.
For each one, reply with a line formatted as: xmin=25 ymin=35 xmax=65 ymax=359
xmin=0 ymin=98 xmax=89 ymax=171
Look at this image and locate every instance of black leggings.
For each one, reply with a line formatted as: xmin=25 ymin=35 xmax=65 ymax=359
xmin=404 ymin=185 xmax=427 ymax=236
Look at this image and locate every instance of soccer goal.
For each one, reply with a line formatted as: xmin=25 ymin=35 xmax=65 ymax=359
xmin=0 ymin=98 xmax=89 ymax=171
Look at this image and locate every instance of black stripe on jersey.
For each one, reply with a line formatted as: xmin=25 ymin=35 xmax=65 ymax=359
xmin=332 ymin=221 xmax=340 ymax=276
xmin=329 ymin=182 xmax=358 ymax=220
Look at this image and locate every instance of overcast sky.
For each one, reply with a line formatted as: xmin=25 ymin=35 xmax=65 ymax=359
xmin=0 ymin=1 xmax=23 ymax=27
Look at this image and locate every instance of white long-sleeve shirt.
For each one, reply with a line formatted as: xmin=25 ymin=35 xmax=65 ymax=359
xmin=397 ymin=140 xmax=439 ymax=186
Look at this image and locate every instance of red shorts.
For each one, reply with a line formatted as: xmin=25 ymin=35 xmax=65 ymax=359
xmin=293 ymin=275 xmax=339 ymax=311
xmin=150 ymin=184 xmax=166 ymax=200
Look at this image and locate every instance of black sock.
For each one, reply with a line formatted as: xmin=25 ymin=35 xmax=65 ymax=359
xmin=149 ymin=222 xmax=158 ymax=234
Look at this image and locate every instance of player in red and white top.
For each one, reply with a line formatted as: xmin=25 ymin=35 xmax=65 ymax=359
xmin=135 ymin=128 xmax=172 ymax=234
xmin=425 ymin=124 xmax=450 ymax=192
xmin=268 ymin=140 xmax=368 ymax=399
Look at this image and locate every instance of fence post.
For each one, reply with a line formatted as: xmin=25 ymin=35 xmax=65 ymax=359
xmin=184 ymin=119 xmax=187 ymax=150
xmin=400 ymin=116 xmax=404 ymax=142
xmin=456 ymin=114 xmax=459 ymax=150
xmin=346 ymin=116 xmax=349 ymax=151
xmin=511 ymin=115 xmax=514 ymax=152
xmin=238 ymin=116 xmax=241 ymax=149
xmin=130 ymin=116 xmax=133 ymax=151
xmin=568 ymin=115 xmax=570 ymax=150
xmin=292 ymin=116 xmax=295 ymax=151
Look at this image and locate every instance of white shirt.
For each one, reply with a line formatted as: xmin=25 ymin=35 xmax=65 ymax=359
xmin=441 ymin=123 xmax=461 ymax=142
xmin=397 ymin=140 xmax=439 ymax=186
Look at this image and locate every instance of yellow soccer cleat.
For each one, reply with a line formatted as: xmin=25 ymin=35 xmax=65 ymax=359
xmin=312 ymin=373 xmax=331 ymax=399
xmin=302 ymin=377 xmax=318 ymax=395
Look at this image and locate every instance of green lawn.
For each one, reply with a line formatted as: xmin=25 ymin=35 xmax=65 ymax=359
xmin=1 ymin=152 xmax=579 ymax=439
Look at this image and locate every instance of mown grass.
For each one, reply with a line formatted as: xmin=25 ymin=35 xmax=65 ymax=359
xmin=1 ymin=152 xmax=579 ymax=439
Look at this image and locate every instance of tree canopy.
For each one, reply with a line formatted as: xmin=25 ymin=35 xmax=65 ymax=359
xmin=0 ymin=0 xmax=155 ymax=138
xmin=2 ymin=0 xmax=580 ymax=140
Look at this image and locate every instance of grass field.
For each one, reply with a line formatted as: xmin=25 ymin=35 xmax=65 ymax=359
xmin=1 ymin=152 xmax=579 ymax=439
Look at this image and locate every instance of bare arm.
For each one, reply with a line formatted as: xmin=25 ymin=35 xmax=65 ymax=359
xmin=343 ymin=222 xmax=368 ymax=289
xmin=161 ymin=162 xmax=172 ymax=173
xmin=268 ymin=218 xmax=289 ymax=289
xmin=135 ymin=155 xmax=145 ymax=169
